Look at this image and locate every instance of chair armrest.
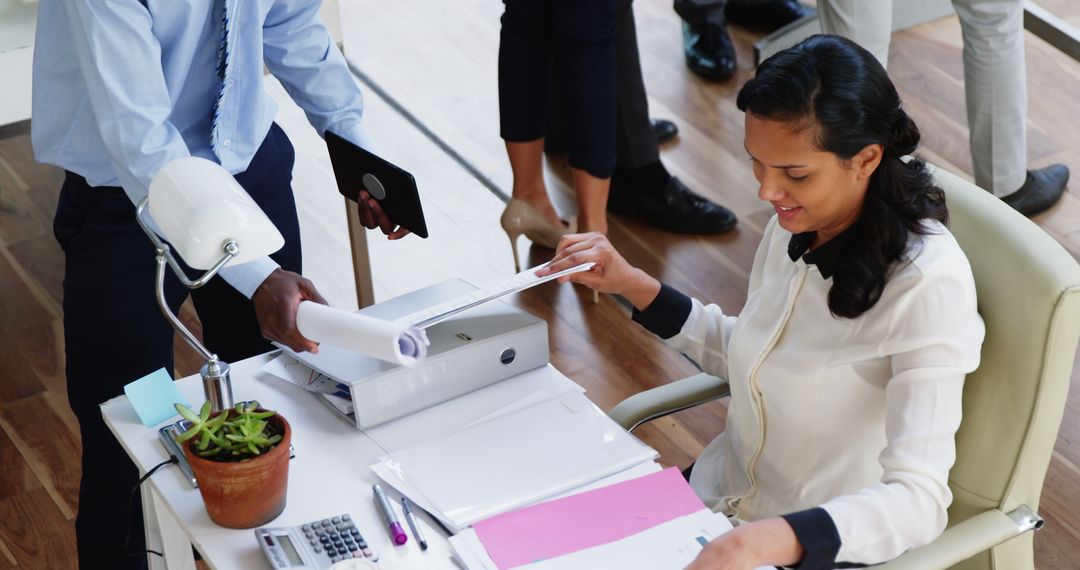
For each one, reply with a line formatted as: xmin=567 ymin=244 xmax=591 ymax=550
xmin=876 ymin=506 xmax=1041 ymax=570
xmin=608 ymin=373 xmax=730 ymax=432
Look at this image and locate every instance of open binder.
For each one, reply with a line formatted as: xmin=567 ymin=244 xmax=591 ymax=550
xmin=263 ymin=278 xmax=662 ymax=543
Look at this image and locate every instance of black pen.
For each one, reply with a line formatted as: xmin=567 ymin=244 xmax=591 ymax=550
xmin=401 ymin=497 xmax=428 ymax=551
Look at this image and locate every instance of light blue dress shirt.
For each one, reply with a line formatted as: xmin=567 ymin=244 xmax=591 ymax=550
xmin=32 ymin=0 xmax=368 ymax=297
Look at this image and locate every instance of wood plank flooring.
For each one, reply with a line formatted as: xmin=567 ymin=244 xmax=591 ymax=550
xmin=0 ymin=0 xmax=1078 ymax=566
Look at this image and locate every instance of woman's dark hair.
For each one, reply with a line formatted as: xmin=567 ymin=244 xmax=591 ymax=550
xmin=736 ymin=34 xmax=947 ymax=319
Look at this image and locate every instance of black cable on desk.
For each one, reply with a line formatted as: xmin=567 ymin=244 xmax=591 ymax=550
xmin=125 ymin=456 xmax=179 ymax=559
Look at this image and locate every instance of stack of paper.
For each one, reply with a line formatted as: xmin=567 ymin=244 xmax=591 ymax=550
xmin=371 ymin=393 xmax=658 ymax=533
xmin=448 ymin=467 xmax=755 ymax=570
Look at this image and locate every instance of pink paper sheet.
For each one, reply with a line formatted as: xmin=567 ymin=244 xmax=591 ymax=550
xmin=472 ymin=467 xmax=705 ymax=568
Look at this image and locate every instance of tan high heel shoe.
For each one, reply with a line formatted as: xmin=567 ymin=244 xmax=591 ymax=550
xmin=501 ymin=198 xmax=575 ymax=272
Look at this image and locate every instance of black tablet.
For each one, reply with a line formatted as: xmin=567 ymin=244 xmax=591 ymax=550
xmin=326 ymin=131 xmax=429 ymax=238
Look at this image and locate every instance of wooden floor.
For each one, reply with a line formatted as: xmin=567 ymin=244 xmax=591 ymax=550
xmin=1 ymin=0 xmax=1079 ymax=567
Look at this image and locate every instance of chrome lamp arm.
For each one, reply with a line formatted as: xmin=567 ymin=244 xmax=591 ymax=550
xmin=135 ymin=197 xmax=237 ymax=412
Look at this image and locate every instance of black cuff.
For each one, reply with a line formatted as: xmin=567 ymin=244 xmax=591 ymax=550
xmin=782 ymin=508 xmax=841 ymax=570
xmin=631 ymin=283 xmax=692 ymax=339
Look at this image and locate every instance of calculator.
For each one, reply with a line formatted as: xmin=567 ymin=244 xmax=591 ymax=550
xmin=255 ymin=513 xmax=379 ymax=569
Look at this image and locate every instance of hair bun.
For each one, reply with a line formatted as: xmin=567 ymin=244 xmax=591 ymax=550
xmin=889 ymin=110 xmax=920 ymax=156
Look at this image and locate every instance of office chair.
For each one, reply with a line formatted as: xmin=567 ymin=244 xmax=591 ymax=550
xmin=608 ymin=163 xmax=1080 ymax=570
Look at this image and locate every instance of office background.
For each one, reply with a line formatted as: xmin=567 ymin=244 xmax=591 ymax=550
xmin=0 ymin=0 xmax=1078 ymax=567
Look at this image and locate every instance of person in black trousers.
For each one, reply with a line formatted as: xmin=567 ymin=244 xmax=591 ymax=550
xmin=53 ymin=124 xmax=311 ymax=567
xmin=498 ymin=0 xmax=617 ymax=267
xmin=546 ymin=0 xmax=738 ymax=234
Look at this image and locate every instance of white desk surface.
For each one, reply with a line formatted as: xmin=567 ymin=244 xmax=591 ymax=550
xmin=101 ymin=352 xmax=467 ymax=570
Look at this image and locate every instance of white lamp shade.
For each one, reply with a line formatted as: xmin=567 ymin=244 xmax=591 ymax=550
xmin=148 ymin=157 xmax=285 ymax=269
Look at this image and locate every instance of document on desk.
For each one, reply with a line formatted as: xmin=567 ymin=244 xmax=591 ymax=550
xmin=371 ymin=393 xmax=658 ymax=532
xmin=468 ymin=467 xmax=707 ymax=568
xmin=396 ymin=261 xmax=595 ymax=329
xmin=452 ymin=509 xmax=760 ymax=570
xmin=362 ymin=365 xmax=585 ymax=453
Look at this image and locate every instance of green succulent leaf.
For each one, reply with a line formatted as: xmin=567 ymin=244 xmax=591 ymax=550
xmin=175 ymin=403 xmax=201 ymax=423
xmin=176 ymin=424 xmax=200 ymax=442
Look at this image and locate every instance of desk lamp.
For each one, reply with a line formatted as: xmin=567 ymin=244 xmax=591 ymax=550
xmin=135 ymin=156 xmax=285 ymax=412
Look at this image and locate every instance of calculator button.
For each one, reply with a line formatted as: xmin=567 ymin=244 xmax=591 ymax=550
xmin=313 ymin=545 xmax=322 ymax=553
xmin=321 ymin=519 xmax=332 ymax=526
xmin=331 ymin=555 xmax=342 ymax=563
xmin=301 ymin=524 xmax=311 ymax=531
xmin=347 ymin=543 xmax=358 ymax=552
xmin=332 ymin=516 xmax=341 ymax=524
xmin=342 ymin=514 xmax=351 ymax=521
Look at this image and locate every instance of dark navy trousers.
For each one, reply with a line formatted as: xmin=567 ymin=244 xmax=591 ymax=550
xmin=53 ymin=123 xmax=302 ymax=569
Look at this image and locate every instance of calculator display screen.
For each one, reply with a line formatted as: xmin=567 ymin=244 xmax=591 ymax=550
xmin=276 ymin=535 xmax=303 ymax=566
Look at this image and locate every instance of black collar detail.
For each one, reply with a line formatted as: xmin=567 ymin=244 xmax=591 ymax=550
xmin=787 ymin=223 xmax=859 ymax=280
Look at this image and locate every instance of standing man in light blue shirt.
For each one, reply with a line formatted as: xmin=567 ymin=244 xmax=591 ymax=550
xmin=33 ymin=1 xmax=401 ymax=566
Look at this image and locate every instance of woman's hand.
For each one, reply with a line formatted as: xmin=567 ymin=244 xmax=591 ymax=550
xmin=535 ymin=232 xmax=661 ymax=310
xmin=686 ymin=518 xmax=804 ymax=570
xmin=252 ymin=269 xmax=328 ymax=353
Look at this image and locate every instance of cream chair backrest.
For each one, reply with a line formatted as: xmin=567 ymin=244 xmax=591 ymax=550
xmin=927 ymin=165 xmax=1080 ymax=569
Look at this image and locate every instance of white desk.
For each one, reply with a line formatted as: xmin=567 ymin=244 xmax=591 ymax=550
xmin=101 ymin=352 xmax=466 ymax=570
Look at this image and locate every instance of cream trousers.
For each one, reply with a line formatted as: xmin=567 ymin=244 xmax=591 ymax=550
xmin=819 ymin=0 xmax=1028 ymax=195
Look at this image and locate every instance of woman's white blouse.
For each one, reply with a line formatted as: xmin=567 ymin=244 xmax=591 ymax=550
xmin=658 ymin=216 xmax=984 ymax=565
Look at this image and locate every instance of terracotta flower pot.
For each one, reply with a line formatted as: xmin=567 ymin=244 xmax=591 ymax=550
xmin=183 ymin=412 xmax=291 ymax=529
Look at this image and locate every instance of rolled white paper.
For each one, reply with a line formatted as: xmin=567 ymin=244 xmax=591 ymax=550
xmin=295 ymin=302 xmax=430 ymax=366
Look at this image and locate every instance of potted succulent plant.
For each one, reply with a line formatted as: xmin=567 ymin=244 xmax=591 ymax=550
xmin=174 ymin=400 xmax=292 ymax=529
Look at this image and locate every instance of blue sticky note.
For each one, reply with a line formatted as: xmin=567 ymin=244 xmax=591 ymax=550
xmin=124 ymin=368 xmax=191 ymax=427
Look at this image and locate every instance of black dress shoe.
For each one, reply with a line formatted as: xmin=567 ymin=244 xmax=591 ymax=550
xmin=682 ymin=21 xmax=736 ymax=81
xmin=725 ymin=0 xmax=809 ymax=33
xmin=1001 ymin=164 xmax=1069 ymax=216
xmin=653 ymin=119 xmax=678 ymax=145
xmin=608 ymin=175 xmax=737 ymax=234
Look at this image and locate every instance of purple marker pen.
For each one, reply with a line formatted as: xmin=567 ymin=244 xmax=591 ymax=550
xmin=373 ymin=484 xmax=408 ymax=546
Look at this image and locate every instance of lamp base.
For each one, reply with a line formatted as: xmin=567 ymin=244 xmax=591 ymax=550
xmin=201 ymin=360 xmax=234 ymax=413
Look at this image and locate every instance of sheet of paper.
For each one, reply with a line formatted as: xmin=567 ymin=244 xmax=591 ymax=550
xmin=123 ymin=367 xmax=190 ymax=427
xmin=374 ymin=394 xmax=658 ymax=530
xmin=450 ymin=509 xmax=735 ymax=570
xmin=472 ymin=467 xmax=705 ymax=569
xmin=397 ymin=262 xmax=595 ymax=329
xmin=511 ymin=509 xmax=744 ymax=570
xmin=262 ymin=354 xmax=351 ymax=398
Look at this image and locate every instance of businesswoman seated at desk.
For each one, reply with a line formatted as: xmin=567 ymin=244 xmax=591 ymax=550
xmin=539 ymin=35 xmax=985 ymax=570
